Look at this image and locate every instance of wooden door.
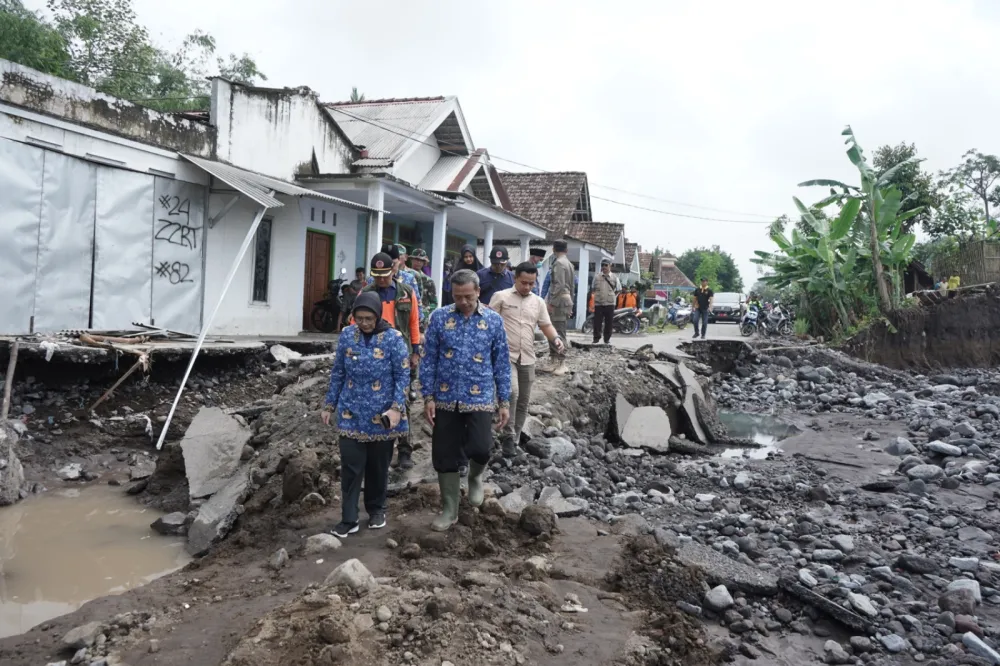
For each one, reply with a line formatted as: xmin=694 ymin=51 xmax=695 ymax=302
xmin=303 ymin=231 xmax=333 ymax=330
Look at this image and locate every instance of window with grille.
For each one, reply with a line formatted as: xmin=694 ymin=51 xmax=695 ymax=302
xmin=252 ymin=218 xmax=273 ymax=303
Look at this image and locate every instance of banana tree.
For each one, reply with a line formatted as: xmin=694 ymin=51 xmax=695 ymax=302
xmin=799 ymin=126 xmax=922 ymax=314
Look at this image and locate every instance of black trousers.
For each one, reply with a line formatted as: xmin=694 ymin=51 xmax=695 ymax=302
xmin=593 ymin=304 xmax=615 ymax=343
xmin=432 ymin=409 xmax=493 ymax=473
xmin=339 ymin=437 xmax=394 ymax=524
xmin=396 ymin=373 xmax=417 ymax=457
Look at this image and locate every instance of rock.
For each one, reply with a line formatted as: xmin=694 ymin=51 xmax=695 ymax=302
xmin=545 ymin=436 xmax=577 ymax=462
xmin=677 ymin=541 xmax=778 ymax=595
xmin=928 ymin=440 xmax=962 ymax=457
xmin=849 ymin=636 xmax=872 ymax=653
xmin=62 ymin=621 xmax=104 ymax=649
xmin=863 ymin=391 xmax=891 ymax=408
xmin=270 ymin=548 xmax=289 ymax=570
xmin=847 ymin=593 xmax=878 ymax=618
xmin=823 ymin=640 xmax=851 ymax=664
xmin=704 ymin=585 xmax=734 ymax=611
xmin=269 ymin=344 xmax=302 ymax=364
xmin=812 ymin=549 xmax=844 ymax=563
xmin=57 ymin=463 xmax=83 ymax=481
xmin=151 ymin=512 xmax=189 ymax=536
xmin=400 ymin=543 xmax=421 ymax=560
xmin=620 ymin=406 xmax=672 ymax=453
xmin=950 ymin=557 xmax=980 ymax=572
xmin=0 ymin=423 xmax=25 ymax=506
xmin=798 ymin=569 xmax=818 ymax=587
xmin=375 ymin=605 xmax=392 ymax=622
xmin=948 ymin=578 xmax=982 ymax=603
xmin=186 ymin=469 xmax=251 ymax=555
xmin=963 ymin=632 xmax=1000 ymax=664
xmin=939 ymin=587 xmax=977 ymax=615
xmin=180 ymin=407 xmax=251 ymax=499
xmin=282 ymin=449 xmax=320 ymax=503
xmin=129 ymin=458 xmax=156 ymax=481
xmin=519 ymin=504 xmax=557 ymax=536
xmin=959 ymin=526 xmax=993 ymax=542
xmin=896 ymin=553 xmax=938 ymax=574
xmin=537 ymin=486 xmax=588 ymax=517
xmin=779 ymin=579 xmax=875 ymax=633
xmin=880 ymin=634 xmax=908 ymax=653
xmin=885 ymin=437 xmax=916 ymax=456
xmin=318 ymin=617 xmax=352 ymax=644
xmin=324 ymin=559 xmax=378 ymax=594
xmin=304 ymin=533 xmax=342 ymax=556
xmin=831 ymin=535 xmax=855 ymax=553
xmin=498 ymin=486 xmax=534 ymax=515
xmin=521 ymin=415 xmax=547 ymax=441
xmin=905 ymin=464 xmax=944 ymax=481
xmin=733 ymin=471 xmax=751 ymax=490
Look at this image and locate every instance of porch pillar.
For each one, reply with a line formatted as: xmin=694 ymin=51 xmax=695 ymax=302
xmin=432 ymin=208 xmax=447 ymax=308
xmin=482 ymin=221 xmax=495 ymax=260
xmin=575 ymin=246 xmax=590 ymax=330
xmin=365 ymin=182 xmax=384 ymax=262
xmin=519 ymin=234 xmax=530 ymax=264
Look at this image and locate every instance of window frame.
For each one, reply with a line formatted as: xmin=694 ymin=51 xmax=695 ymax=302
xmin=251 ymin=217 xmax=273 ymax=304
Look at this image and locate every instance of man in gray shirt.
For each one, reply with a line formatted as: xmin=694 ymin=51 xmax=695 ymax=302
xmin=590 ymin=258 xmax=621 ymax=344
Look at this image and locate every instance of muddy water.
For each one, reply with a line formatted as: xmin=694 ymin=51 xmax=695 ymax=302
xmin=0 ymin=484 xmax=189 ymax=638
xmin=718 ymin=411 xmax=800 ymax=459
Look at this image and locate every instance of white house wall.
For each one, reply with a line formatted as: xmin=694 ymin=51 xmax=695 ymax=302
xmin=211 ymin=80 xmax=354 ymax=182
xmin=393 ymin=134 xmax=440 ymax=187
xmin=204 ymin=196 xmax=364 ymax=336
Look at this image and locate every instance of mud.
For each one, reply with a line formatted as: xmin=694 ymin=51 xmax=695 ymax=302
xmin=843 ymin=284 xmax=1000 ymax=369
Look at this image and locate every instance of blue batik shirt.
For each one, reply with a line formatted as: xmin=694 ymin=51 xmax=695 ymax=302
xmin=420 ymin=303 xmax=511 ymax=412
xmin=324 ymin=324 xmax=410 ymax=441
xmin=476 ymin=266 xmax=515 ymax=304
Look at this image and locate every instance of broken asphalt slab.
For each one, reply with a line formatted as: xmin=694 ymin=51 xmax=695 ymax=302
xmin=676 ymin=541 xmax=778 ymax=596
xmin=538 ymin=486 xmax=589 ymax=517
xmin=779 ymin=578 xmax=876 ymax=633
xmin=186 ymin=468 xmax=251 ymax=556
xmin=648 ymin=362 xmax=683 ymax=392
xmin=620 ymin=406 xmax=672 ymax=453
xmin=181 ymin=407 xmax=251 ymax=499
xmin=676 ymin=363 xmax=710 ymax=444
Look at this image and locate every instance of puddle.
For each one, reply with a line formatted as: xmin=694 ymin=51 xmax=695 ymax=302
xmin=0 ymin=484 xmax=189 ymax=639
xmin=718 ymin=411 xmax=799 ymax=460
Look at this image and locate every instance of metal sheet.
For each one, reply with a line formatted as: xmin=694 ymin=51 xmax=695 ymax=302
xmin=34 ymin=152 xmax=97 ymax=332
xmin=92 ymin=168 xmax=155 ymax=329
xmin=152 ymin=178 xmax=206 ymax=333
xmin=0 ymin=138 xmax=44 ymax=334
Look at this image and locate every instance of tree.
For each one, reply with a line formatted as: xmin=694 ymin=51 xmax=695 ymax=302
xmin=676 ymin=246 xmax=743 ymax=292
xmin=694 ymin=252 xmax=722 ymax=291
xmin=872 ymin=142 xmax=938 ymax=233
xmin=940 ymin=149 xmax=1000 ymax=230
xmin=350 ymin=86 xmax=365 ymax=102
xmin=0 ymin=0 xmax=71 ymax=76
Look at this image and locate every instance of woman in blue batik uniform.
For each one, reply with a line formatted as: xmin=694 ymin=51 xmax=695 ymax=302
xmin=321 ymin=291 xmax=409 ymax=538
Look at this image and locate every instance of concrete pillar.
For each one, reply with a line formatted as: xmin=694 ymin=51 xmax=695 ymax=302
xmin=432 ymin=208 xmax=447 ymax=308
xmin=519 ymin=234 xmax=530 ymax=265
xmin=575 ymin=246 xmax=590 ymax=329
xmin=482 ymin=221 xmax=495 ymax=261
xmin=365 ymin=182 xmax=384 ymax=262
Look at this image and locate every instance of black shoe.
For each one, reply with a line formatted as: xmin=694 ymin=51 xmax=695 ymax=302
xmin=397 ymin=451 xmax=414 ymax=470
xmin=701 ymin=335 xmax=706 ymax=339
xmin=459 ymin=464 xmax=469 ymax=477
xmin=332 ymin=521 xmax=359 ymax=538
xmin=368 ymin=514 xmax=386 ymax=530
xmin=501 ymin=437 xmax=517 ymax=458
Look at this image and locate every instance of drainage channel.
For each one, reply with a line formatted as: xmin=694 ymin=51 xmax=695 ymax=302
xmin=717 ymin=411 xmax=799 ymax=460
xmin=0 ymin=484 xmax=189 ymax=639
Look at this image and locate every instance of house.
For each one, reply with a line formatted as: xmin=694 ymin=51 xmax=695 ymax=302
xmin=498 ymin=171 xmax=626 ymax=327
xmin=652 ymin=254 xmax=696 ymax=301
xmin=0 ymin=60 xmax=548 ymax=336
xmin=622 ymin=241 xmax=641 ymax=285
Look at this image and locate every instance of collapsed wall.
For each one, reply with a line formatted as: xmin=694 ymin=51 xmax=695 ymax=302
xmin=842 ymin=285 xmax=1000 ymax=369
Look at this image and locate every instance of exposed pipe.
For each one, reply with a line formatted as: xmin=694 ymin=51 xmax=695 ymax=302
xmin=156 ymin=203 xmax=270 ymax=450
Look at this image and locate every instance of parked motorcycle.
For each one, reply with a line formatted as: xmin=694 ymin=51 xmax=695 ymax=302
xmin=581 ymin=307 xmax=642 ymax=336
xmin=310 ymin=267 xmax=348 ymax=333
xmin=740 ymin=305 xmax=760 ymax=337
xmin=668 ymin=302 xmax=691 ymax=329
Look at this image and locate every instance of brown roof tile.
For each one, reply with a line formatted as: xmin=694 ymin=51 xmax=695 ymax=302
xmin=625 ymin=242 xmax=638 ymax=267
xmin=566 ymin=221 xmax=624 ymax=254
xmin=658 ymin=260 xmax=696 ymax=288
xmin=638 ymin=252 xmax=654 ymax=273
xmin=498 ymin=171 xmax=589 ymax=236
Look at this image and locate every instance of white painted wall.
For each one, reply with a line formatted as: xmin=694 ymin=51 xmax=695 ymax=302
xmin=393 ymin=134 xmax=440 ymax=186
xmin=204 ymin=195 xmax=364 ymax=335
xmin=212 ymin=79 xmax=353 ymax=182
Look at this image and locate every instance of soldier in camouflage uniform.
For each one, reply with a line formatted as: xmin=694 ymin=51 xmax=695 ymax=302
xmin=408 ymin=248 xmax=438 ymax=328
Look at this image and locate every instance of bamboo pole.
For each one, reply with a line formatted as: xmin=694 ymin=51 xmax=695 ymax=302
xmin=1 ymin=341 xmax=19 ymax=421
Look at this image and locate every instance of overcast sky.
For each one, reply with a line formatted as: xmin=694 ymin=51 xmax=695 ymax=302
xmin=29 ymin=0 xmax=1000 ymax=288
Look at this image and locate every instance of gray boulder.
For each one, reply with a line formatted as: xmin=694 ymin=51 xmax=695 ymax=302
xmin=906 ymin=464 xmax=944 ymax=481
xmin=62 ymin=621 xmax=104 ymax=649
xmin=885 ymin=437 xmax=916 ymax=456
xmin=180 ymin=407 xmax=251 ymax=499
xmin=186 ymin=469 xmax=250 ymax=555
xmin=324 ymin=558 xmax=377 ymax=594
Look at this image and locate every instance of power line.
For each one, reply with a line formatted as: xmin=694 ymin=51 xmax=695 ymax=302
xmin=330 ymin=107 xmax=774 ymax=225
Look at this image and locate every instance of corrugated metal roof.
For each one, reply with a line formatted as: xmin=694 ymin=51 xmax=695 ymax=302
xmin=418 ymin=155 xmax=468 ymax=191
xmin=180 ymin=154 xmax=383 ymax=212
xmin=324 ymin=97 xmax=453 ymax=163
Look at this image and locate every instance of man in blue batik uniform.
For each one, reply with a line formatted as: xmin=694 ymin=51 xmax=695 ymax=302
xmin=421 ymin=268 xmax=511 ymax=532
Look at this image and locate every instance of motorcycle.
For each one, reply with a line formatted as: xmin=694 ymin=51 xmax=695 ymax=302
xmin=668 ymin=302 xmax=691 ymax=329
xmin=581 ymin=307 xmax=642 ymax=336
xmin=740 ymin=306 xmax=760 ymax=337
xmin=744 ymin=304 xmax=791 ymax=337
xmin=310 ymin=267 xmax=348 ymax=333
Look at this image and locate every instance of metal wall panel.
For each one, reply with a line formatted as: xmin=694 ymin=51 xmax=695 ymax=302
xmin=0 ymin=139 xmax=44 ymax=334
xmin=33 ymin=152 xmax=97 ymax=332
xmin=92 ymin=168 xmax=155 ymax=329
xmin=151 ymin=178 xmax=205 ymax=334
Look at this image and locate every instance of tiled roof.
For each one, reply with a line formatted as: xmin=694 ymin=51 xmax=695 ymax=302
xmin=566 ymin=221 xmax=624 ymax=253
xmin=324 ymin=97 xmax=454 ymax=166
xmin=638 ymin=252 xmax=654 ymax=273
xmin=498 ymin=171 xmax=589 ymax=236
xmin=658 ymin=261 xmax=696 ymax=288
xmin=625 ymin=242 xmax=638 ymax=267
